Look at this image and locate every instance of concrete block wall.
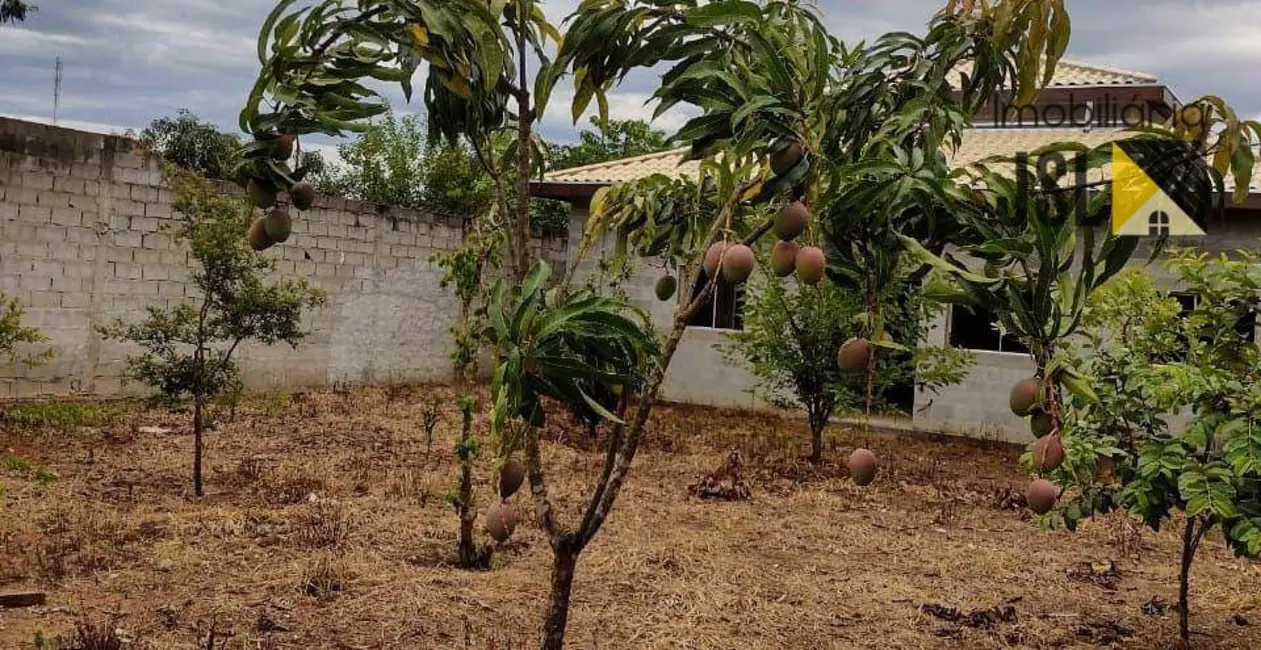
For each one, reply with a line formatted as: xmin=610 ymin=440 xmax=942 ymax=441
xmin=0 ymin=117 xmax=567 ymax=399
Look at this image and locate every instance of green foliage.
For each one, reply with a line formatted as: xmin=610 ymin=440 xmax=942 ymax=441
xmin=237 ymin=0 xmax=560 ymax=192
xmin=552 ymin=117 xmax=669 ymax=170
xmin=1 ymin=454 xmax=31 ymax=472
xmin=0 ymin=0 xmax=33 ymax=23
xmin=310 ymin=112 xmax=493 ymax=216
xmin=901 ymin=147 xmax=1143 ymax=425
xmin=1 ymin=401 xmax=122 ymax=430
xmin=723 ymin=277 xmax=857 ymax=431
xmin=1045 ymin=252 xmax=1261 ymax=559
xmin=100 ymin=169 xmax=327 ymax=403
xmin=0 ymin=292 xmax=50 ymax=367
xmin=483 ymin=262 xmax=657 ymax=441
xmin=433 ymin=227 xmax=503 ymax=381
xmin=725 ymin=269 xmax=972 ymax=432
xmin=138 ymin=110 xmax=247 ymax=184
xmin=588 ymin=156 xmax=767 ymax=274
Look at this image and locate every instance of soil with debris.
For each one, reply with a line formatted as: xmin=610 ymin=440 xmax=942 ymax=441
xmin=0 ymin=386 xmax=1258 ymax=649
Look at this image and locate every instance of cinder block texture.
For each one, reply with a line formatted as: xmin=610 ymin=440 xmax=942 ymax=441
xmin=0 ymin=117 xmax=568 ymax=398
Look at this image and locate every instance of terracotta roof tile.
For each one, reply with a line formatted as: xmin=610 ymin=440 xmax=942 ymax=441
xmin=543 ymin=126 xmax=1260 ymax=195
xmin=948 ymin=59 xmax=1158 ymax=88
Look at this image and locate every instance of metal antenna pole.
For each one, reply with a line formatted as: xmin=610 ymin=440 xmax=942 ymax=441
xmin=53 ymin=56 xmax=63 ymax=125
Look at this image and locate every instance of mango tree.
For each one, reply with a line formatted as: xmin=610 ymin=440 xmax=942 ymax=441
xmin=722 ymin=259 xmax=974 ymax=463
xmin=100 ymin=169 xmax=326 ymax=497
xmin=237 ymin=1 xmax=1121 ymax=648
xmin=549 ymin=0 xmax=1068 ymax=645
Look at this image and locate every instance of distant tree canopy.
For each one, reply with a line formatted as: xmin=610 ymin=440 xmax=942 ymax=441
xmin=137 ymin=108 xmax=665 ymax=237
xmin=551 ymin=117 xmax=669 ymax=171
xmin=0 ymin=0 xmax=33 ymax=23
xmin=309 ymin=113 xmax=667 ymax=235
xmin=138 ymin=110 xmax=245 ymax=184
xmin=308 ymin=112 xmax=494 ymax=219
xmin=138 ymin=110 xmax=323 ymax=188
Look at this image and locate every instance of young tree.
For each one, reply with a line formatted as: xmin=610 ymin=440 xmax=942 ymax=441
xmin=725 ymin=278 xmax=859 ymax=462
xmin=434 ymin=224 xmax=503 ymax=569
xmin=0 ymin=293 xmax=50 ymax=367
xmin=482 ymin=261 xmax=656 ymax=641
xmin=725 ymin=271 xmax=973 ymax=463
xmin=101 ymin=169 xmax=326 ymax=497
xmin=545 ymin=2 xmax=1072 ymax=646
xmin=1033 ymin=252 xmax=1261 ymax=647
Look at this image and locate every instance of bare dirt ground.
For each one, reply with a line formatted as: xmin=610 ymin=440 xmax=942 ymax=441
xmin=0 ymin=386 xmax=1257 ymax=649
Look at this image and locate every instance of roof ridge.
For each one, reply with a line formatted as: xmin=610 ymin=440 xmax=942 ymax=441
xmin=549 ymin=146 xmax=690 ymax=176
xmin=1055 ymin=58 xmax=1159 ymax=83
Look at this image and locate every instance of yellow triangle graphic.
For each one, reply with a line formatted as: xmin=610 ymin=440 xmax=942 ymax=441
xmin=1111 ymin=144 xmax=1159 ymax=234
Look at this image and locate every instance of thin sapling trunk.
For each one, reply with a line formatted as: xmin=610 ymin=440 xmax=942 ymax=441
xmin=1178 ymin=515 xmax=1208 ymax=647
xmin=456 ymin=399 xmax=483 ymax=569
xmin=530 ymin=184 xmax=768 ymax=650
xmin=193 ymin=392 xmax=205 ymax=497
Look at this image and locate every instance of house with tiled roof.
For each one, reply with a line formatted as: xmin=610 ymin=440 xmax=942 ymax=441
xmin=531 ymin=60 xmax=1261 ymax=442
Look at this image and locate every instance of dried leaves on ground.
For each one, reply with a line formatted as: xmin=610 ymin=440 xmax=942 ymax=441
xmin=0 ymin=387 xmax=1258 ymax=649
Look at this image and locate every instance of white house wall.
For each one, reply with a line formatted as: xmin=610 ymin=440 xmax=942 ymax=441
xmin=568 ymin=205 xmax=1261 ymax=442
xmin=566 ymin=208 xmax=768 ymax=411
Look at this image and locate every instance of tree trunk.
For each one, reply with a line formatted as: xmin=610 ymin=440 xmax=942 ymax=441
xmin=541 ymin=541 xmax=579 ymax=650
xmin=513 ymin=11 xmax=533 ymax=282
xmin=456 ymin=401 xmax=481 ymax=569
xmin=809 ymin=418 xmax=824 ymax=464
xmin=863 ymin=290 xmax=879 ymax=421
xmin=456 ymin=460 xmax=478 ymax=568
xmin=192 ymin=393 xmax=205 ymax=497
xmin=1178 ymin=516 xmax=1196 ymax=647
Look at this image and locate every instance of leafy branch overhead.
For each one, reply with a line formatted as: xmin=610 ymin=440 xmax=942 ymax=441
xmin=237 ymin=0 xmax=559 ymax=193
xmin=483 ymin=262 xmax=657 ymax=442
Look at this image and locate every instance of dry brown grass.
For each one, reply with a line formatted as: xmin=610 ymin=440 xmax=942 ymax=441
xmin=0 ymin=386 xmax=1257 ymax=649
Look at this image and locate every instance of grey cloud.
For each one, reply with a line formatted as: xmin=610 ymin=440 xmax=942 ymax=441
xmin=1 ymin=0 xmax=1258 ymax=145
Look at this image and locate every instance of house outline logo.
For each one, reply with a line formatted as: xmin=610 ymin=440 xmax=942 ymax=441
xmin=1110 ymin=141 xmax=1208 ymax=237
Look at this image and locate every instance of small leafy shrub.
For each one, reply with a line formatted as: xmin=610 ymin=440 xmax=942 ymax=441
xmin=0 ymin=291 xmax=50 ymax=367
xmin=99 ymin=168 xmax=325 ymax=496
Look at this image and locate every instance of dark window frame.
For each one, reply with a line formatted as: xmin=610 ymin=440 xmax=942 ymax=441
xmin=1148 ymin=210 xmax=1171 ymax=237
xmin=686 ymin=270 xmax=745 ymax=331
xmin=948 ymin=304 xmax=1030 ymax=354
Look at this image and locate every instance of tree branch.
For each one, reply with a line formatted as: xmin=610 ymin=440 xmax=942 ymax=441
xmin=578 ymin=178 xmax=765 ymax=547
xmin=523 ymin=420 xmax=564 ymax=544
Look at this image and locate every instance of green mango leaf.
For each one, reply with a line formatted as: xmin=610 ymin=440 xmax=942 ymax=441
xmin=685 ymin=1 xmax=762 ymax=28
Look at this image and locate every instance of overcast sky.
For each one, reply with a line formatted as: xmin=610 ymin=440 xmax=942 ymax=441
xmin=2 ymin=0 xmax=1259 ymax=151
